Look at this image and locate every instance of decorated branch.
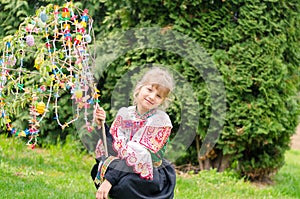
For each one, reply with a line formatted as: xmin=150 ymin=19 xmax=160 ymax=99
xmin=0 ymin=2 xmax=99 ymax=148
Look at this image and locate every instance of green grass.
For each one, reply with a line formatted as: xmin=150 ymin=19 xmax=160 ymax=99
xmin=174 ymin=150 xmax=300 ymax=199
xmin=0 ymin=135 xmax=96 ymax=198
xmin=1 ymin=134 xmax=300 ymax=199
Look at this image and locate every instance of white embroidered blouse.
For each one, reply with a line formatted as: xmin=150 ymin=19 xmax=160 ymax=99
xmin=110 ymin=106 xmax=172 ymax=180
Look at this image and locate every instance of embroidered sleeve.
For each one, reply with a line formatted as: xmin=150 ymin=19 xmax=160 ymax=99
xmin=111 ymin=114 xmax=128 ymax=156
xmin=139 ymin=126 xmax=172 ymax=153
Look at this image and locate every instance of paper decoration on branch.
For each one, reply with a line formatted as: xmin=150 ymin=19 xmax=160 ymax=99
xmin=0 ymin=2 xmax=99 ymax=148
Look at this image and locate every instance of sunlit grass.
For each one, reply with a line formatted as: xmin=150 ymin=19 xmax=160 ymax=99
xmin=175 ymin=150 xmax=300 ymax=199
xmin=0 ymin=135 xmax=96 ymax=199
xmin=1 ymin=134 xmax=299 ymax=199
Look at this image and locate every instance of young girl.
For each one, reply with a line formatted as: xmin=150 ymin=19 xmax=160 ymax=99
xmin=91 ymin=67 xmax=176 ymax=199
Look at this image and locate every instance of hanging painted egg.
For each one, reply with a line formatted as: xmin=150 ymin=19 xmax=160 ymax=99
xmin=7 ymin=55 xmax=17 ymax=66
xmin=81 ymin=15 xmax=89 ymax=22
xmin=34 ymin=56 xmax=44 ymax=70
xmin=26 ymin=35 xmax=35 ymax=46
xmin=36 ymin=101 xmax=46 ymax=114
xmin=74 ymin=89 xmax=83 ymax=99
xmin=66 ymin=40 xmax=72 ymax=47
xmin=40 ymin=12 xmax=48 ymax=23
xmin=76 ymin=34 xmax=82 ymax=41
xmin=84 ymin=34 xmax=92 ymax=43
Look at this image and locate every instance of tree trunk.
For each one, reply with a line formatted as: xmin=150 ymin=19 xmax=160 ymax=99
xmin=218 ymin=154 xmax=232 ymax=172
xmin=195 ymin=135 xmax=204 ymax=170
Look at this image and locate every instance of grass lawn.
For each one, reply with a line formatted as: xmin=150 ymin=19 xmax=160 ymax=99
xmin=175 ymin=150 xmax=300 ymax=199
xmin=0 ymin=134 xmax=299 ymax=199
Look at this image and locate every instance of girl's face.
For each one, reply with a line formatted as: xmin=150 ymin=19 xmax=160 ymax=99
xmin=136 ymin=84 xmax=167 ymax=114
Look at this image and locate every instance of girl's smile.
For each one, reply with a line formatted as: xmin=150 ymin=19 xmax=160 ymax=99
xmin=136 ymin=84 xmax=166 ymax=115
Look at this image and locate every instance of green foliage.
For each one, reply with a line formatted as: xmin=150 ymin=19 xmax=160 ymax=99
xmin=211 ymin=0 xmax=300 ymax=179
xmin=0 ymin=0 xmax=31 ymax=36
xmin=0 ymin=0 xmax=49 ymax=36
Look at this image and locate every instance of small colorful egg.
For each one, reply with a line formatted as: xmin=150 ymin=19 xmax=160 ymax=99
xmin=19 ymin=131 xmax=26 ymax=137
xmin=39 ymin=85 xmax=46 ymax=92
xmin=81 ymin=15 xmax=89 ymax=22
xmin=62 ymin=11 xmax=70 ymax=18
xmin=74 ymin=89 xmax=83 ymax=98
xmin=45 ymin=42 xmax=52 ymax=48
xmin=34 ymin=56 xmax=44 ymax=70
xmin=62 ymin=8 xmax=69 ymax=12
xmin=84 ymin=34 xmax=92 ymax=43
xmin=8 ymin=55 xmax=17 ymax=66
xmin=40 ymin=12 xmax=48 ymax=22
xmin=26 ymin=35 xmax=35 ymax=46
xmin=36 ymin=101 xmax=46 ymax=114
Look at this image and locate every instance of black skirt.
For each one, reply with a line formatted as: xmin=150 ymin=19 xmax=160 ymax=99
xmin=91 ymin=158 xmax=176 ymax=199
xmin=110 ymin=159 xmax=176 ymax=199
xmin=90 ymin=124 xmax=176 ymax=199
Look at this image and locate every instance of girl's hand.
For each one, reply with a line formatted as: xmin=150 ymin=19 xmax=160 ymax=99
xmin=94 ymin=106 xmax=106 ymax=127
xmin=96 ymin=179 xmax=112 ymax=199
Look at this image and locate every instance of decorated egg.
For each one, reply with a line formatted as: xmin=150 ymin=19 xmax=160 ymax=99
xmin=7 ymin=55 xmax=17 ymax=66
xmin=74 ymin=89 xmax=83 ymax=98
xmin=78 ymin=28 xmax=85 ymax=34
xmin=84 ymin=34 xmax=92 ymax=43
xmin=40 ymin=12 xmax=48 ymax=22
xmin=34 ymin=56 xmax=44 ymax=70
xmin=63 ymin=23 xmax=71 ymax=30
xmin=36 ymin=101 xmax=46 ymax=114
xmin=74 ymin=89 xmax=83 ymax=99
xmin=26 ymin=35 xmax=35 ymax=46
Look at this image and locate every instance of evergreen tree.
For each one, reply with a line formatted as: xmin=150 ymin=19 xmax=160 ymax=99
xmin=93 ymin=0 xmax=300 ymax=181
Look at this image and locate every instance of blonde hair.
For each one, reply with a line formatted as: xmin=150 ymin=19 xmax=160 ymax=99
xmin=133 ymin=67 xmax=175 ymax=109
